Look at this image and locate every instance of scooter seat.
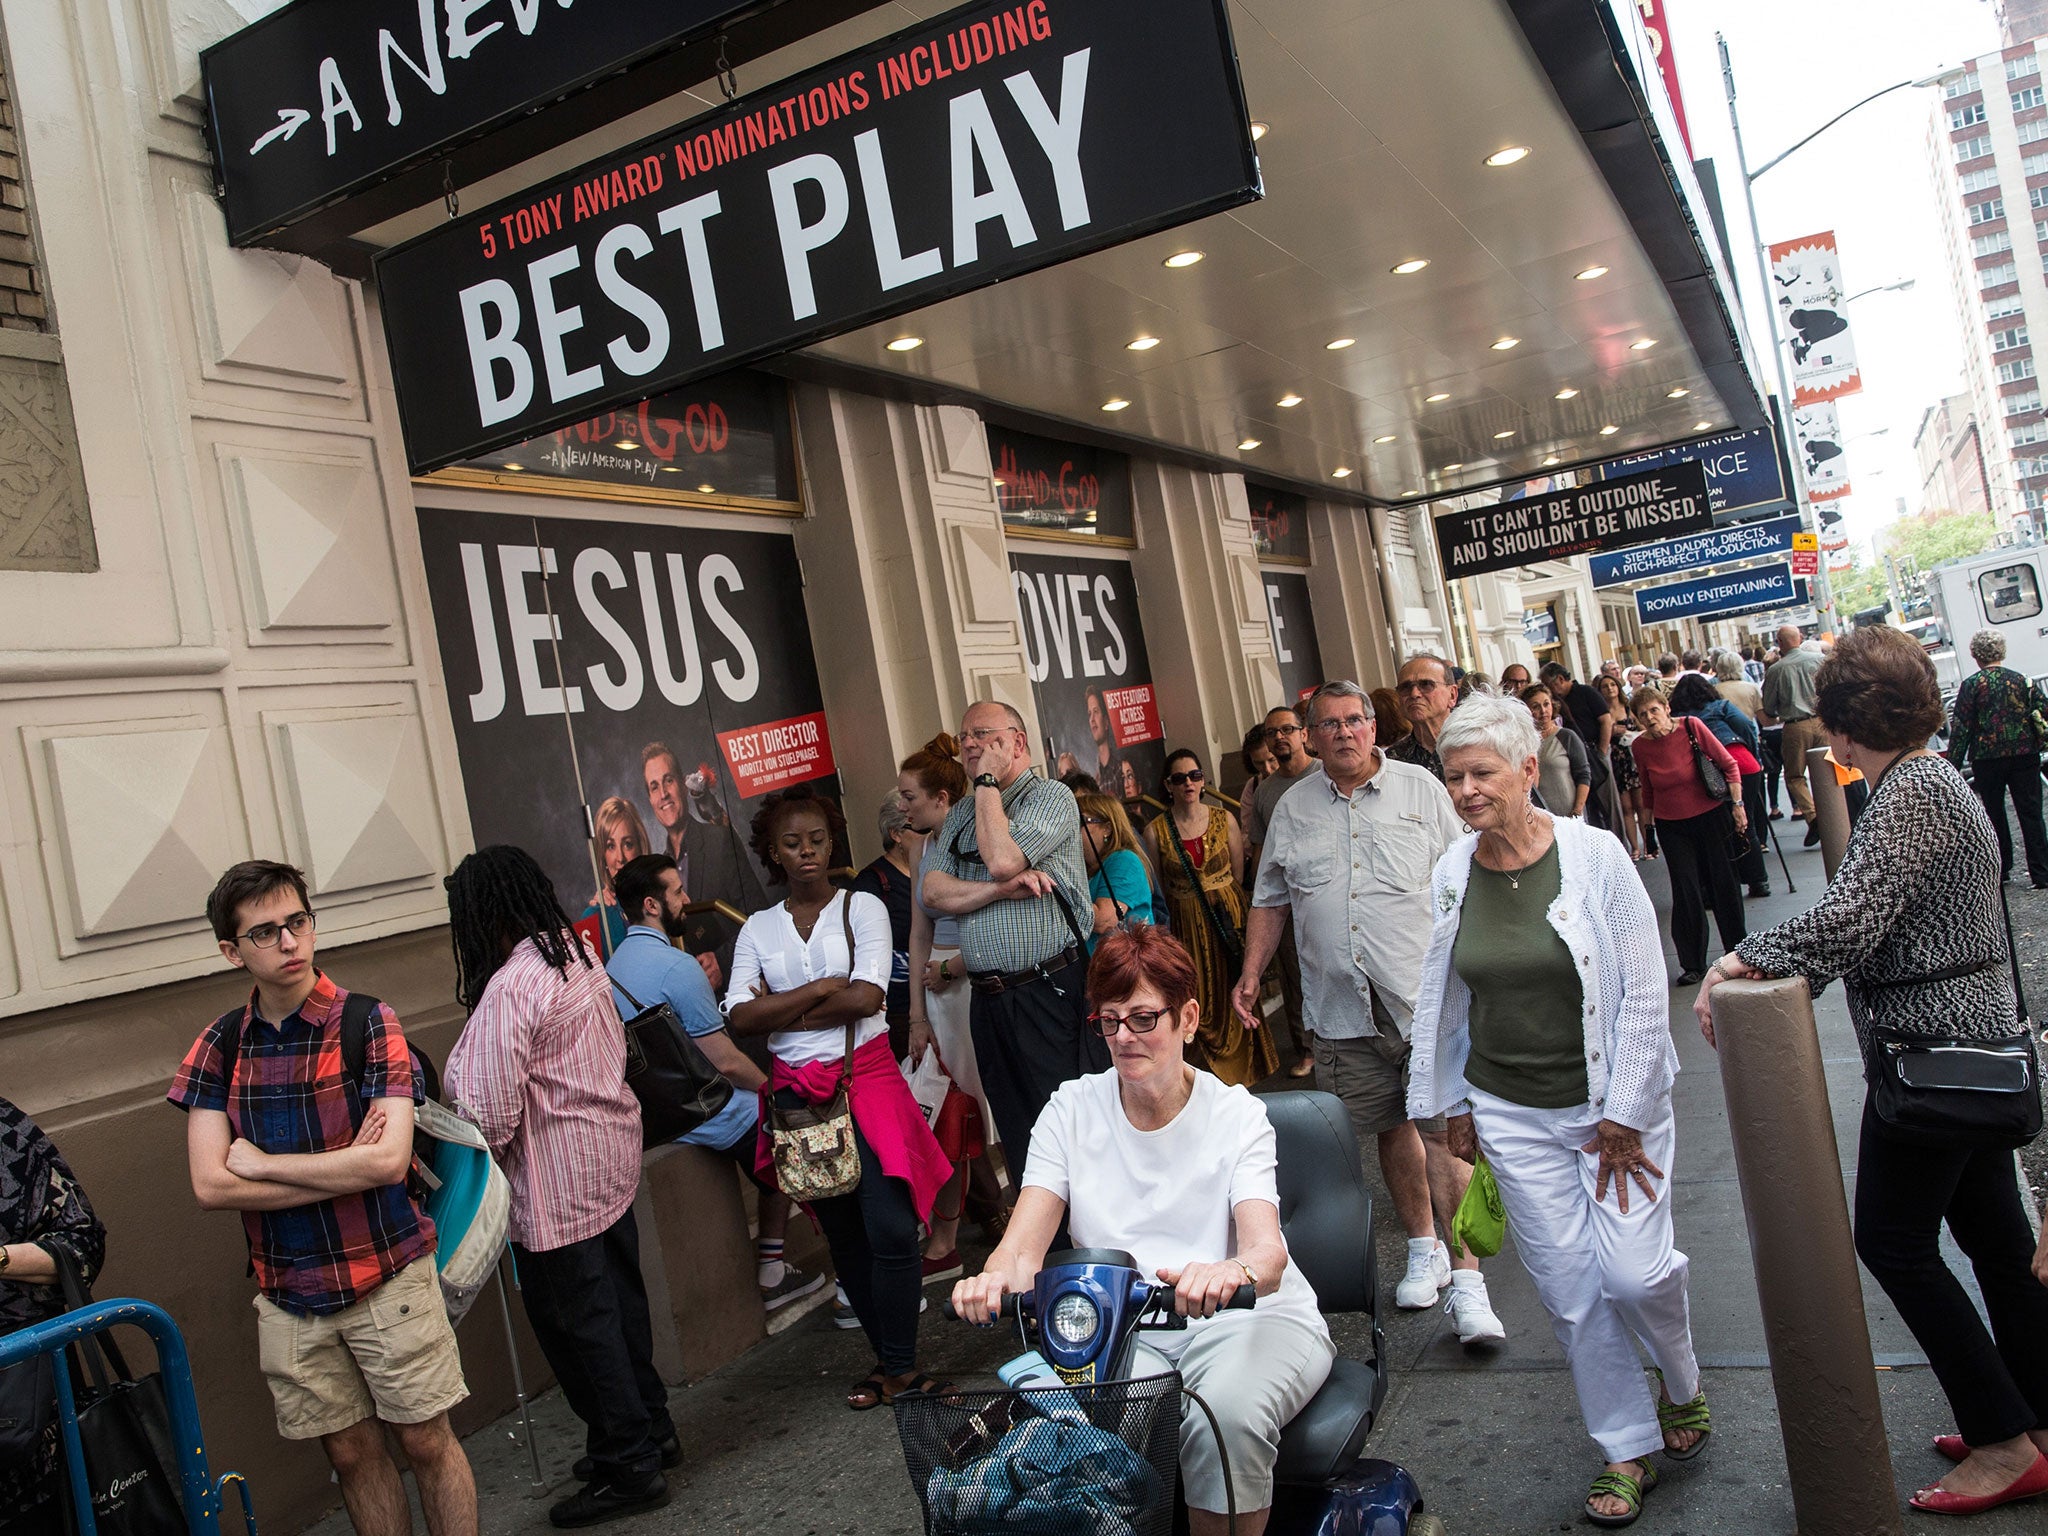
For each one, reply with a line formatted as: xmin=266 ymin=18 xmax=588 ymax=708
xmin=1271 ymin=1356 xmax=1386 ymax=1486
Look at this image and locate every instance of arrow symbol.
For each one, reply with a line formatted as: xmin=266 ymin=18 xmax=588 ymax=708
xmin=249 ymin=109 xmax=310 ymax=156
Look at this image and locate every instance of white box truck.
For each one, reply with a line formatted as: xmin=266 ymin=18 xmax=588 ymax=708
xmin=1928 ymin=546 xmax=2048 ymax=691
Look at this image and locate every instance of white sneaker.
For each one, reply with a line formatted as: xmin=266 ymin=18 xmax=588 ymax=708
xmin=1394 ymin=1239 xmax=1452 ymax=1309
xmin=1444 ymin=1274 xmax=1506 ymax=1345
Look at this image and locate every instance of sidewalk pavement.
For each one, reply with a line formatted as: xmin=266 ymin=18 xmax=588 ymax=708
xmin=310 ymin=827 xmax=2044 ymax=1535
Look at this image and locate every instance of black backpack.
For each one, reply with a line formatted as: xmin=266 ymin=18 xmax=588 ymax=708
xmin=212 ymin=989 xmax=441 ymax=1129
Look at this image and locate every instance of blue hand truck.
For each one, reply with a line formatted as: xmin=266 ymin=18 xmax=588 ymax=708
xmin=0 ymin=1298 xmax=260 ymax=1535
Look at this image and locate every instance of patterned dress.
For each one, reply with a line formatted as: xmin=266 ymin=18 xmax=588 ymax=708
xmin=1149 ymin=809 xmax=1279 ymax=1087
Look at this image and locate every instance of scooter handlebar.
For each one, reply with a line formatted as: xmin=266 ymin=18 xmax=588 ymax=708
xmin=941 ymin=1293 xmax=1026 ymax=1324
xmin=943 ymin=1284 xmax=1252 ymax=1323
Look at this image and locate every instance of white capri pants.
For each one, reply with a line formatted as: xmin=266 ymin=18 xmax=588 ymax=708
xmin=923 ymin=947 xmax=996 ymax=1147
xmin=1469 ymin=1087 xmax=1699 ymax=1464
xmin=1133 ymin=1310 xmax=1335 ymax=1513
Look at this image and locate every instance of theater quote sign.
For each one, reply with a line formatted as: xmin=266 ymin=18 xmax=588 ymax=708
xmin=373 ymin=0 xmax=1261 ymax=471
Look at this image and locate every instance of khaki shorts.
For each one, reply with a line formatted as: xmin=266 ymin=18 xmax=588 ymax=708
xmin=1311 ymin=1021 xmax=1445 ymax=1140
xmin=254 ymin=1255 xmax=468 ymax=1440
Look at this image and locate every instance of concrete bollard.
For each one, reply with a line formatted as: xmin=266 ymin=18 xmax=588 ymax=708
xmin=1807 ymin=745 xmax=1851 ymax=882
xmin=1711 ymin=973 xmax=1903 ymax=1536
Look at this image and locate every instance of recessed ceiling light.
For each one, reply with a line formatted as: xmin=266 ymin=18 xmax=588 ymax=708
xmin=1391 ymin=258 xmax=1431 ymax=275
xmin=1250 ymin=121 xmax=1269 ymax=141
xmin=1331 ymin=466 xmax=1353 ymax=477
xmin=1494 ymin=429 xmax=1517 ymax=439
xmin=886 ymin=336 xmax=924 ymax=352
xmin=614 ymin=439 xmax=640 ymax=450
xmin=1374 ymin=433 xmax=1398 ymax=443
xmin=1164 ymin=250 xmax=1205 ymax=268
xmin=1238 ymin=437 xmax=1262 ymax=450
xmin=1630 ymin=338 xmax=1659 ymax=351
xmin=1326 ymin=337 xmax=1357 ymax=350
xmin=1599 ymin=424 xmax=1619 ymax=435
xmin=1425 ymin=391 xmax=1451 ymax=403
xmin=1485 ymin=145 xmax=1532 ymax=167
xmin=697 ymin=483 xmax=716 ymax=493
xmin=1667 ymin=387 xmax=1691 ymax=398
xmin=1491 ymin=336 xmax=1521 ymax=351
xmin=1694 ymin=420 xmax=1713 ymax=431
xmin=1277 ymin=393 xmax=1304 ymax=407
xmin=1102 ymin=397 xmax=1131 ymax=412
xmin=504 ymin=463 xmax=525 ymax=472
xmin=1127 ymin=335 xmax=1161 ymax=351
xmin=1404 ymin=489 xmax=1425 ymax=497
xmin=1542 ymin=455 xmax=1561 ymax=466
xmin=1575 ymin=265 xmax=1609 ymax=281
xmin=660 ymin=466 xmax=681 ymax=473
xmin=1444 ymin=462 xmax=1465 ymax=471
xmin=1555 ymin=387 xmax=1579 ymax=400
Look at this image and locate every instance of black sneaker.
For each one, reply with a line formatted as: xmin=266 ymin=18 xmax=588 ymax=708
xmin=1674 ymin=970 xmax=1706 ymax=987
xmin=550 ymin=1474 xmax=670 ymax=1528
xmin=1747 ymin=884 xmax=1771 ymax=899
xmin=1802 ymin=821 xmax=1822 ymax=848
xmin=572 ymin=1439 xmax=681 ymax=1484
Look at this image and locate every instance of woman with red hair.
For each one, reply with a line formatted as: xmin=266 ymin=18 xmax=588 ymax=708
xmin=953 ymin=925 xmax=1333 ymax=1535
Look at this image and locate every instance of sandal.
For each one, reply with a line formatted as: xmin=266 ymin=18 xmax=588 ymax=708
xmin=1586 ymin=1461 xmax=1658 ymax=1528
xmin=846 ymin=1371 xmax=889 ymax=1412
xmin=1652 ymin=1368 xmax=1711 ymax=1460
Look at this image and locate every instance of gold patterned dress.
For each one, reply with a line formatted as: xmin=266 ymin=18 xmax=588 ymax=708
xmin=1148 ymin=808 xmax=1278 ymax=1087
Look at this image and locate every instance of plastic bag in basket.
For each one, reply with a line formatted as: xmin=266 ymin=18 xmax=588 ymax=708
xmin=924 ymin=1415 xmax=1163 ymax=1534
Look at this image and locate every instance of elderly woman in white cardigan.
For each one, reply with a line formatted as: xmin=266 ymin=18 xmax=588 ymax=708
xmin=1407 ymin=695 xmax=1705 ymax=1530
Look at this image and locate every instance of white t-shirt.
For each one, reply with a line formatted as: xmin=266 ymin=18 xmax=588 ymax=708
xmin=1022 ymin=1068 xmax=1329 ymax=1361
xmin=722 ymin=890 xmax=892 ymax=1067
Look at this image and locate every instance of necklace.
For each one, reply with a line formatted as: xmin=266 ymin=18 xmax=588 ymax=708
xmin=1484 ymin=828 xmax=1544 ymax=889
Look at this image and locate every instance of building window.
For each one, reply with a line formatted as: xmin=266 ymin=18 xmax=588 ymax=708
xmin=1994 ymin=325 xmax=2033 ymax=350
xmin=1959 ymin=132 xmax=1997 ymax=159
xmin=1964 ymin=166 xmax=2004 ymax=192
xmin=1954 ymin=102 xmax=1991 ymax=128
xmin=2015 ymin=418 xmax=2048 ymax=443
xmin=2027 ymin=149 xmax=2048 ymax=174
xmin=1971 ymin=196 xmax=2008 ymax=224
xmin=2013 ymin=54 xmax=2042 ymax=81
xmin=2022 ymin=118 xmax=2048 ymax=143
xmin=1949 ymin=70 xmax=1983 ymax=97
xmin=2017 ymin=86 xmax=2046 ymax=113
xmin=1983 ymin=261 xmax=2020 ymax=288
xmin=2001 ymin=358 xmax=2039 ymax=382
xmin=2038 ymin=219 xmax=2048 ymax=244
xmin=1991 ymin=291 xmax=2029 ymax=318
xmin=1977 ymin=230 xmax=2017 ymax=255
xmin=2025 ymin=488 xmax=2046 ymax=511
xmin=2005 ymin=388 xmax=2043 ymax=415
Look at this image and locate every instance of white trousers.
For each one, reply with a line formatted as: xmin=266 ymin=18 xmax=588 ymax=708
xmin=1469 ymin=1088 xmax=1699 ymax=1464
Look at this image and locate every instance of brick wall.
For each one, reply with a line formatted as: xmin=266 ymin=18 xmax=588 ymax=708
xmin=0 ymin=58 xmax=44 ymax=331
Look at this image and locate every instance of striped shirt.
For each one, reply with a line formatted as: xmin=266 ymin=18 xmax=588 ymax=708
xmin=927 ymin=772 xmax=1090 ymax=973
xmin=166 ymin=974 xmax=433 ymax=1316
xmin=443 ymin=935 xmax=642 ymax=1253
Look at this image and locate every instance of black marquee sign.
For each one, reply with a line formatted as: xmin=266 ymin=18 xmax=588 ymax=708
xmin=1431 ymin=462 xmax=1713 ymax=581
xmin=372 ymin=0 xmax=1261 ymax=473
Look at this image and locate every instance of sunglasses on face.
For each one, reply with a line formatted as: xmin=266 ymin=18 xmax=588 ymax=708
xmin=1086 ymin=1007 xmax=1174 ymax=1037
xmin=1165 ymin=769 xmax=1205 ymax=786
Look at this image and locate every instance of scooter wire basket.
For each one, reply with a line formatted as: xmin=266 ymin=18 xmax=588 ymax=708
xmin=894 ymin=1371 xmax=1183 ymax=1536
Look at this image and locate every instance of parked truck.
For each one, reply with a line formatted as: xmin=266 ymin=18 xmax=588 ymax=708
xmin=1927 ymin=545 xmax=2048 ymax=698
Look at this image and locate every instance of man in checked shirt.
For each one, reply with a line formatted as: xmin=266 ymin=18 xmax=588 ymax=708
xmin=170 ymin=861 xmax=476 ymax=1536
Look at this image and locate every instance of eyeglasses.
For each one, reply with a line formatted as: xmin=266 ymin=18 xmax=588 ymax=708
xmin=1395 ymin=679 xmax=1443 ymax=693
xmin=1263 ymin=723 xmax=1304 ymax=738
xmin=960 ymin=725 xmax=1019 ymax=744
xmin=1164 ymin=769 xmax=1205 ymax=786
xmin=236 ymin=910 xmax=315 ymax=948
xmin=1087 ymin=1007 xmax=1174 ymax=1037
xmin=1081 ymin=814 xmax=1106 ymax=827
xmin=1311 ymin=714 xmax=1372 ymax=736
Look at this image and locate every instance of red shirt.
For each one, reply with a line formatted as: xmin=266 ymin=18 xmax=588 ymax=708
xmin=1632 ymin=717 xmax=1741 ymax=823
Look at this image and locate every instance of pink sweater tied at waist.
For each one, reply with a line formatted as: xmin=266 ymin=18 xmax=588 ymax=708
xmin=753 ymin=1034 xmax=953 ymax=1222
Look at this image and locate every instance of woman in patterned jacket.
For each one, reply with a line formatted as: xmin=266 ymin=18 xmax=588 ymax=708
xmin=0 ymin=1095 xmax=106 ymax=1535
xmin=1696 ymin=624 xmax=2048 ymax=1518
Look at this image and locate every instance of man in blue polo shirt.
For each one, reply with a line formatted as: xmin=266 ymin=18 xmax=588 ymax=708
xmin=605 ymin=854 xmax=823 ymax=1313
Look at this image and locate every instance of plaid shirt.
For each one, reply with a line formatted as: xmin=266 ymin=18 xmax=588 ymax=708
xmin=167 ymin=973 xmax=433 ymax=1316
xmin=927 ymin=772 xmax=1090 ymax=973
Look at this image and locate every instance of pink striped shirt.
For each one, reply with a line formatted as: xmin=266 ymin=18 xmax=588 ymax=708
xmin=443 ymin=935 xmax=642 ymax=1252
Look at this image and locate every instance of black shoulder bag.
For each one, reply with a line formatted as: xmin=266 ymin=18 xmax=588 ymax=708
xmin=1865 ymin=884 xmax=2041 ymax=1150
xmin=1165 ymin=813 xmax=1245 ymax=972
xmin=611 ymin=972 xmax=736 ymax=1149
xmin=54 ymin=1252 xmax=184 ymax=1536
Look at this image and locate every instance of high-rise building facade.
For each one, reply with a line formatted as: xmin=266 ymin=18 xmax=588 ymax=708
xmin=1914 ymin=391 xmax=1996 ymax=516
xmin=1927 ymin=40 xmax=2048 ymax=534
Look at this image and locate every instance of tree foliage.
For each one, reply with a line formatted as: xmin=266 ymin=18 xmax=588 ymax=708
xmin=1884 ymin=507 xmax=1998 ymax=574
xmin=1831 ymin=561 xmax=1890 ymax=617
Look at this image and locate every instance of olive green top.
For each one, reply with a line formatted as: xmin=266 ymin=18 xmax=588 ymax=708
xmin=1450 ymin=841 xmax=1589 ymax=1110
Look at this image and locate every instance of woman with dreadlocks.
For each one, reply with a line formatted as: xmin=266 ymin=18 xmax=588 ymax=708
xmin=725 ymin=785 xmax=954 ymax=1411
xmin=441 ymin=846 xmax=677 ymax=1529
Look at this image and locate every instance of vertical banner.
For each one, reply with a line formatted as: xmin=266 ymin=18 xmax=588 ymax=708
xmin=414 ymin=506 xmax=838 ymax=961
xmin=1768 ymin=231 xmax=1861 ymax=403
xmin=1792 ymin=401 xmax=1851 ymax=500
xmin=1632 ymin=0 xmax=1693 ymax=155
xmin=1261 ymin=571 xmax=1325 ymax=701
xmin=1009 ymin=550 xmax=1165 ymax=799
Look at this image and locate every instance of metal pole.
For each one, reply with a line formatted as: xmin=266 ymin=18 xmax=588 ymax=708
xmin=1807 ymin=745 xmax=1852 ymax=880
xmin=495 ymin=1252 xmax=551 ymax=1493
xmin=1719 ymin=33 xmax=1839 ymax=629
xmin=1711 ymin=975 xmax=1903 ymax=1536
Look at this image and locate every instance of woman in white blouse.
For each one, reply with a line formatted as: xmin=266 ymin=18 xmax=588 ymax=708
xmin=725 ymin=787 xmax=952 ymax=1412
xmin=953 ymin=925 xmax=1333 ymax=1536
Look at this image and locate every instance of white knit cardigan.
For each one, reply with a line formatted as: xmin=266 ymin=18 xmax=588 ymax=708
xmin=1406 ymin=815 xmax=1679 ymax=1131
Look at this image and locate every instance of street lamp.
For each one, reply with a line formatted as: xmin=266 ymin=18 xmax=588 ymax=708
xmin=1717 ymin=36 xmax=1949 ymax=628
xmin=1844 ymin=279 xmax=1916 ymax=303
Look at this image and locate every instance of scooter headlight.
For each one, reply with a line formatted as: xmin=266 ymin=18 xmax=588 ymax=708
xmin=1048 ymin=1293 xmax=1100 ymax=1346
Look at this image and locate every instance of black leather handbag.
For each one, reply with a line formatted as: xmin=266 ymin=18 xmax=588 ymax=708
xmin=1865 ymin=889 xmax=2042 ymax=1150
xmin=611 ymin=976 xmax=736 ymax=1148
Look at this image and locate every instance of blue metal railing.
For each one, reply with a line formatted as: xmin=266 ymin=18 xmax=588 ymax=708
xmin=0 ymin=1297 xmax=257 ymax=1535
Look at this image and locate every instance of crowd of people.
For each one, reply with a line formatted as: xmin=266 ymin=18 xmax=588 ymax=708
xmin=12 ymin=623 xmax=2048 ymax=1535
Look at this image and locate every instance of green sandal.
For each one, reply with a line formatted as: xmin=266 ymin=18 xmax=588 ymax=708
xmin=1586 ymin=1461 xmax=1659 ymax=1528
xmin=1652 ymin=1368 xmax=1712 ymax=1460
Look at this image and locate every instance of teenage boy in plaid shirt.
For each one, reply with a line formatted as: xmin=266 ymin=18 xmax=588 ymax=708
xmin=169 ymin=861 xmax=476 ymax=1536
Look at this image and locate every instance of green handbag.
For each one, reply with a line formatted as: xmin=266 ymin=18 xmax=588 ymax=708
xmin=1451 ymin=1157 xmax=1506 ymax=1259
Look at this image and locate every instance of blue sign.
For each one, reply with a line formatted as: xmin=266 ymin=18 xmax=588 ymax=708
xmin=1636 ymin=563 xmax=1801 ymax=623
xmin=1589 ymin=513 xmax=1806 ymax=588
xmin=1599 ymin=424 xmax=1789 ymax=525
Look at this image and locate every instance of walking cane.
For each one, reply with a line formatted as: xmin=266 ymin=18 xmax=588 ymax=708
xmin=1764 ymin=809 xmax=1796 ymax=893
xmin=494 ymin=1250 xmax=550 ymax=1494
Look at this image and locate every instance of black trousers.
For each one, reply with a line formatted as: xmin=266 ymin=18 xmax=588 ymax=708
xmin=1854 ymin=1101 xmax=2048 ymax=1445
xmin=1973 ymin=754 xmax=2048 ymax=886
xmin=778 ymin=1098 xmax=923 ymax=1374
xmin=513 ymin=1206 xmax=673 ymax=1485
xmin=1759 ymin=726 xmax=1785 ymax=813
xmin=969 ymin=958 xmax=1110 ymax=1178
xmin=1657 ymin=807 xmax=1746 ymax=973
xmin=1735 ymin=766 xmax=1770 ymax=887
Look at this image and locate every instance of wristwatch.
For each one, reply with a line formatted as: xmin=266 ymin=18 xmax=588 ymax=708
xmin=973 ymin=773 xmax=1000 ymax=790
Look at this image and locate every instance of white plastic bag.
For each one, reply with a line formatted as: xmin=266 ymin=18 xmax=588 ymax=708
xmin=901 ymin=1047 xmax=950 ymax=1128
